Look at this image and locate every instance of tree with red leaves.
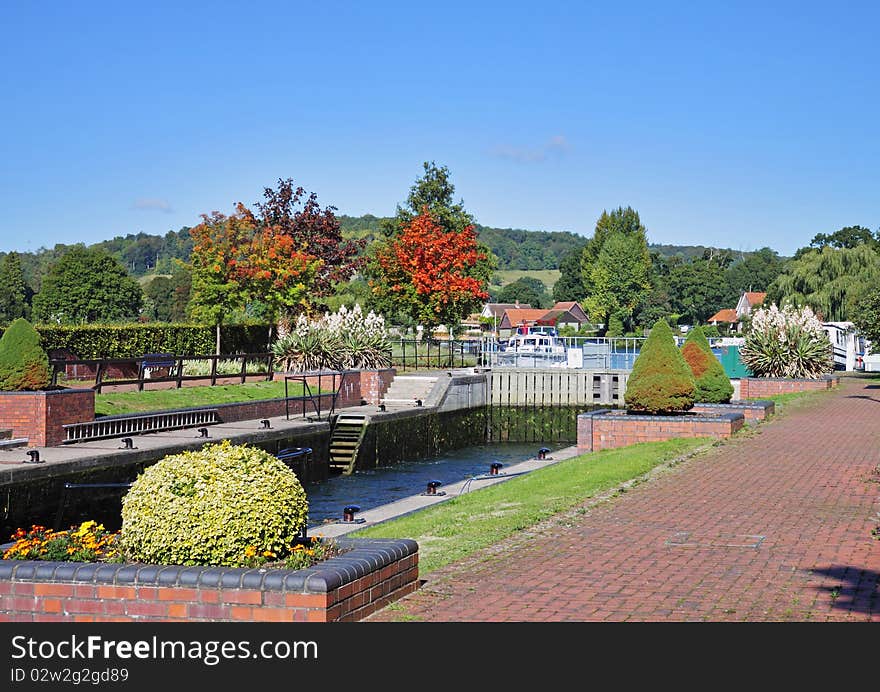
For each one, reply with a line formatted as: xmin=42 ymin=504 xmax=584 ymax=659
xmin=255 ymin=179 xmax=365 ymax=299
xmin=367 ymin=207 xmax=492 ymax=335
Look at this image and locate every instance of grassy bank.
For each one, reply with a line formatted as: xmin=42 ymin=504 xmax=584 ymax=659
xmin=352 ymin=436 xmax=713 ymax=575
xmin=95 ymin=380 xmax=309 ymax=416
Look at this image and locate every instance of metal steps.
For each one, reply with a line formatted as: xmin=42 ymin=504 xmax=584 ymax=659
xmin=328 ymin=414 xmax=369 ymax=475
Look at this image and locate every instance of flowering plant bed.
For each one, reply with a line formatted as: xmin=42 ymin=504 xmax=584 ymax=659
xmin=0 ymin=523 xmax=418 ymax=622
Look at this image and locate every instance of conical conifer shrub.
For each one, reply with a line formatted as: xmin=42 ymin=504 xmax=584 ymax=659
xmin=0 ymin=318 xmax=50 ymax=391
xmin=624 ymin=318 xmax=695 ymax=414
xmin=680 ymin=326 xmax=734 ymax=403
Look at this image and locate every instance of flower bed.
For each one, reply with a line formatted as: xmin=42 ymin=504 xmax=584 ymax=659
xmin=738 ymin=375 xmax=839 ymax=399
xmin=0 ymin=536 xmax=419 ymax=623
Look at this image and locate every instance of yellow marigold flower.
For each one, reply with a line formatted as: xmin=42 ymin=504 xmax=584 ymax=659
xmin=244 ymin=546 xmax=257 ymax=558
xmin=262 ymin=550 xmax=276 ymax=558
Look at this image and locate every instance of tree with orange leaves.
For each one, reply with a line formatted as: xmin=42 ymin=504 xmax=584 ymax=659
xmin=366 ymin=207 xmax=492 ymax=335
xmin=187 ymin=204 xmax=318 ymax=351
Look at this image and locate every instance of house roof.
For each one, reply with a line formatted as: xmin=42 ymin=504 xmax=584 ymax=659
xmin=549 ymin=301 xmax=589 ymax=321
xmin=499 ymin=308 xmax=550 ymax=329
xmin=482 ymin=302 xmax=532 ymax=318
xmin=708 ymin=308 xmax=738 ymax=323
xmin=744 ymin=292 xmax=766 ymax=306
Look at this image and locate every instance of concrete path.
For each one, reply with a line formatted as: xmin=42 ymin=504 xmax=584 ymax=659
xmin=365 ymin=375 xmax=880 ymax=622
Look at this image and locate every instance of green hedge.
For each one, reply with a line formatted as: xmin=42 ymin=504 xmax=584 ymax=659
xmin=0 ymin=323 xmax=273 ymax=359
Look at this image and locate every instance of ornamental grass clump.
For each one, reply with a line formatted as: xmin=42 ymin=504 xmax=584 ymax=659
xmin=272 ymin=303 xmax=391 ymax=372
xmin=739 ymin=303 xmax=832 ymax=378
xmin=624 ymin=318 xmax=696 ymax=414
xmin=0 ymin=318 xmax=50 ymax=391
xmin=120 ymin=440 xmax=309 ymax=568
xmin=681 ymin=326 xmax=733 ymax=403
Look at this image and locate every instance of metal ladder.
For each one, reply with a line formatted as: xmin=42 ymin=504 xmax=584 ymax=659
xmin=328 ymin=414 xmax=369 ymax=475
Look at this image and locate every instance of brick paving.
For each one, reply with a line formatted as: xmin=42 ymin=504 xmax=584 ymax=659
xmin=365 ymin=375 xmax=880 ymax=621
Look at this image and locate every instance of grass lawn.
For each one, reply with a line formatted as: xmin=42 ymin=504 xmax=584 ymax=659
xmin=95 ymin=380 xmax=309 ymax=416
xmin=489 ymin=269 xmax=561 ymax=290
xmin=352 ymin=436 xmax=713 ymax=575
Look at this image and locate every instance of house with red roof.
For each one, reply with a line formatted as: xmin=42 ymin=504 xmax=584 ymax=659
xmin=708 ymin=291 xmax=766 ymax=332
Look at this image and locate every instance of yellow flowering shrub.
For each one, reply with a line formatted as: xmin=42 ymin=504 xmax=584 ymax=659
xmin=120 ymin=440 xmax=309 ymax=567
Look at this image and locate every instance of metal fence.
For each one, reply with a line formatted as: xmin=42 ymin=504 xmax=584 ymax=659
xmin=50 ymin=352 xmax=274 ymax=392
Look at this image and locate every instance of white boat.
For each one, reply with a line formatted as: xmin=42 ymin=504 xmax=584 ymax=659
xmin=502 ymin=332 xmax=566 ymax=356
xmin=821 ymin=321 xmax=869 ymax=371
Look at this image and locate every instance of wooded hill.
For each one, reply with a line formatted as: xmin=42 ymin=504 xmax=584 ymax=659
xmin=1 ymin=214 xmax=757 ymax=287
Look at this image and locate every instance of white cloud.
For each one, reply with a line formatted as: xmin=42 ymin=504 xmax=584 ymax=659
xmin=490 ymin=135 xmax=571 ymax=163
xmin=131 ymin=198 xmax=174 ymax=213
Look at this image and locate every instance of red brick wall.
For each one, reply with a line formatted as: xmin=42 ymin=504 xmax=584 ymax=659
xmin=358 ymin=369 xmax=395 ymax=405
xmin=578 ymin=410 xmax=744 ymax=453
xmin=0 ymin=389 xmax=95 ymax=447
xmin=691 ymin=401 xmax=773 ymax=423
xmin=739 ymin=376 xmax=838 ymax=399
xmin=0 ymin=540 xmax=418 ymax=623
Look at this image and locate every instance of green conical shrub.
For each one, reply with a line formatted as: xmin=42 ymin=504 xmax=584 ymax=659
xmin=624 ymin=318 xmax=695 ymax=414
xmin=0 ymin=318 xmax=51 ymax=391
xmin=681 ymin=327 xmax=734 ymax=403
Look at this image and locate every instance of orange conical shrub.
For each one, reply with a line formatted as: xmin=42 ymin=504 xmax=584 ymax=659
xmin=680 ymin=326 xmax=733 ymax=403
xmin=624 ymin=318 xmax=695 ymax=414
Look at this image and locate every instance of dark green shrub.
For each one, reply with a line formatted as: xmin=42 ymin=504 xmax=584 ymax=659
xmin=624 ymin=318 xmax=695 ymax=414
xmin=0 ymin=323 xmax=274 ymax=360
xmin=0 ymin=318 xmax=50 ymax=391
xmin=120 ymin=440 xmax=308 ymax=567
xmin=681 ymin=327 xmax=733 ymax=403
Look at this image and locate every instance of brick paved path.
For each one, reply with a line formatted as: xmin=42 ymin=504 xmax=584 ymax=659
xmin=366 ymin=376 xmax=880 ymax=621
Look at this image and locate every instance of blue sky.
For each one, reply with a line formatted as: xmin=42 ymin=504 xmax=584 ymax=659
xmin=1 ymin=1 xmax=877 ymax=258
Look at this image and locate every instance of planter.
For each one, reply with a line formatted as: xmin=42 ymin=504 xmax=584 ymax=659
xmin=577 ymin=408 xmax=745 ymax=453
xmin=691 ymin=400 xmax=774 ymax=424
xmin=0 ymin=537 xmax=418 ymax=623
xmin=738 ymin=375 xmax=839 ymax=399
xmin=0 ymin=388 xmax=95 ymax=447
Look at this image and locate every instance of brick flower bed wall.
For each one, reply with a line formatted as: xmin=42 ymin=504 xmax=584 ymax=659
xmin=691 ymin=400 xmax=774 ymax=424
xmin=0 ymin=389 xmax=95 ymax=447
xmin=0 ymin=538 xmax=418 ymax=623
xmin=738 ymin=375 xmax=839 ymax=399
xmin=577 ymin=408 xmax=745 ymax=453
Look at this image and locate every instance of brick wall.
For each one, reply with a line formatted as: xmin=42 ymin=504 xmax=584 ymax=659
xmin=739 ymin=376 xmax=839 ymax=399
xmin=0 ymin=538 xmax=418 ymax=623
xmin=577 ymin=409 xmax=745 ymax=453
xmin=0 ymin=389 xmax=95 ymax=447
xmin=691 ymin=400 xmax=774 ymax=423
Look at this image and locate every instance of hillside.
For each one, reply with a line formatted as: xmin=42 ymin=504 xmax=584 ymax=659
xmin=0 ymin=214 xmax=771 ymax=295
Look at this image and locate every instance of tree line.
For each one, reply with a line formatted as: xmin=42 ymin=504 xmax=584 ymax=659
xmin=1 ymin=162 xmax=879 ymax=348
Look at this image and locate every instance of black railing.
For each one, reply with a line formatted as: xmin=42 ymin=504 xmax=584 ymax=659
xmin=390 ymin=339 xmax=483 ymax=371
xmin=49 ymin=352 xmax=275 ymax=393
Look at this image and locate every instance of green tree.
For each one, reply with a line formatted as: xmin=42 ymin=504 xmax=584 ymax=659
xmin=724 ymin=247 xmax=786 ymax=297
xmin=381 ymin=161 xmax=477 ymax=237
xmin=624 ymin=318 xmax=696 ymax=414
xmin=667 ymin=258 xmax=732 ymax=324
xmin=0 ymin=318 xmax=50 ymax=391
xmin=851 ymin=286 xmax=880 ymax=347
xmin=680 ymin=326 xmax=733 ymax=403
xmin=32 ymin=246 xmax=144 ymax=324
xmin=497 ymin=277 xmax=550 ymax=309
xmin=552 ymin=247 xmax=588 ymax=303
xmin=581 ymin=206 xmax=646 ymax=297
xmin=767 ymin=245 xmax=880 ymax=321
xmin=584 ymin=223 xmax=651 ymax=333
xmin=0 ymin=252 xmax=30 ymax=322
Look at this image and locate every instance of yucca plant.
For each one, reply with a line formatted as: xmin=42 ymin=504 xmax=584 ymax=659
xmin=740 ymin=303 xmax=832 ymax=378
xmin=271 ymin=304 xmax=390 ymax=373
